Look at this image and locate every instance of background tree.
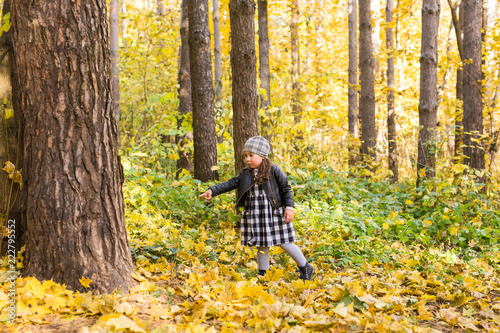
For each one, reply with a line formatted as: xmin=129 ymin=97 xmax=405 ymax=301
xmin=176 ymin=0 xmax=193 ymax=175
xmin=157 ymin=0 xmax=167 ymax=16
xmin=213 ymin=0 xmax=222 ymax=104
xmin=462 ymin=0 xmax=485 ymax=178
xmin=229 ymin=0 xmax=259 ymax=173
xmin=258 ymin=0 xmax=272 ymax=139
xmin=386 ymin=0 xmax=398 ymax=182
xmin=110 ymin=0 xmax=121 ymax=140
xmin=313 ymin=0 xmax=323 ymax=100
xmin=11 ymin=0 xmax=135 ymax=293
xmin=448 ymin=0 xmax=464 ymax=163
xmin=291 ymin=0 xmax=302 ymax=125
xmin=371 ymin=0 xmax=381 ymax=74
xmin=189 ymin=0 xmax=219 ymax=181
xmin=348 ymin=0 xmax=359 ymax=167
xmin=121 ymin=0 xmax=128 ymax=43
xmin=359 ymin=0 xmax=377 ymax=164
xmin=417 ymin=0 xmax=440 ymax=181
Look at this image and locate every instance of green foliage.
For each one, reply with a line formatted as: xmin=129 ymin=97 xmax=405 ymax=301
xmin=123 ymin=147 xmax=500 ymax=270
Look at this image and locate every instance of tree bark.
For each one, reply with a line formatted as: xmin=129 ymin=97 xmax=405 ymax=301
xmin=213 ymin=0 xmax=223 ymax=104
xmin=258 ymin=0 xmax=271 ymax=140
xmin=462 ymin=0 xmax=485 ymax=177
xmin=359 ymin=0 xmax=377 ymax=163
xmin=417 ymin=0 xmax=440 ymax=181
xmin=11 ymin=0 xmax=135 ymax=293
xmin=386 ymin=0 xmax=398 ymax=183
xmin=229 ymin=0 xmax=259 ymax=174
xmin=177 ymin=0 xmax=193 ymax=175
xmin=291 ymin=0 xmax=301 ymax=124
xmin=348 ymin=0 xmax=359 ymax=167
xmin=0 ymin=0 xmax=23 ymax=253
xmin=110 ymin=0 xmax=121 ymax=142
xmin=189 ymin=0 xmax=219 ymax=181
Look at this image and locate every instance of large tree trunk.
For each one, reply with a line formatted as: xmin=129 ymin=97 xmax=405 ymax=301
xmin=110 ymin=0 xmax=121 ymax=142
xmin=189 ymin=0 xmax=219 ymax=181
xmin=462 ymin=0 xmax=485 ymax=178
xmin=213 ymin=0 xmax=223 ymax=104
xmin=359 ymin=0 xmax=377 ymax=163
xmin=258 ymin=0 xmax=272 ymax=139
xmin=11 ymin=0 xmax=135 ymax=293
xmin=176 ymin=0 xmax=193 ymax=175
xmin=417 ymin=0 xmax=440 ymax=181
xmin=229 ymin=0 xmax=259 ymax=174
xmin=386 ymin=0 xmax=398 ymax=183
xmin=291 ymin=0 xmax=301 ymax=124
xmin=0 ymin=0 xmax=23 ymax=253
xmin=348 ymin=0 xmax=359 ymax=168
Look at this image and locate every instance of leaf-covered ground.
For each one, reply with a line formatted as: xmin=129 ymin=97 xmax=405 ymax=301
xmin=2 ymin=164 xmax=500 ymax=332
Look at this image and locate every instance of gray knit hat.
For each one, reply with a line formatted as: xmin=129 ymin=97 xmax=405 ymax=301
xmin=243 ymin=136 xmax=271 ymax=158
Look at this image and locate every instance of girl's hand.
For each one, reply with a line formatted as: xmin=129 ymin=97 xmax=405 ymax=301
xmin=284 ymin=209 xmax=294 ymax=223
xmin=199 ymin=189 xmax=213 ymax=200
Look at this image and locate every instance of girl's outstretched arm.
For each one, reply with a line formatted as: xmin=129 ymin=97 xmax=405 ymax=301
xmin=199 ymin=189 xmax=213 ymax=200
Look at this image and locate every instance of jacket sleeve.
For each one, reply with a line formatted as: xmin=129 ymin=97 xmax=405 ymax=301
xmin=210 ymin=174 xmax=240 ymax=197
xmin=274 ymin=165 xmax=294 ymax=208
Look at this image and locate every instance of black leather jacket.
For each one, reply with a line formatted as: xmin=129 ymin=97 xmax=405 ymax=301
xmin=210 ymin=165 xmax=294 ymax=210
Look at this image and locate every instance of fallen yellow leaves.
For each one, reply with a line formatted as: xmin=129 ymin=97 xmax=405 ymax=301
xmin=1 ymin=228 xmax=500 ymax=332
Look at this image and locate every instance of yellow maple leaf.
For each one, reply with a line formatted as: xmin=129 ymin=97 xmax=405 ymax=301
xmin=25 ymin=278 xmax=45 ymax=299
xmin=46 ymin=295 xmax=67 ymax=311
xmin=4 ymin=108 xmax=13 ymax=120
xmin=97 ymin=313 xmax=146 ymax=333
xmin=405 ymin=200 xmax=414 ymax=205
xmin=79 ymin=276 xmax=92 ymax=288
xmin=382 ymin=223 xmax=390 ymax=230
xmin=450 ymin=227 xmax=458 ymax=236
xmin=332 ymin=302 xmax=349 ymax=318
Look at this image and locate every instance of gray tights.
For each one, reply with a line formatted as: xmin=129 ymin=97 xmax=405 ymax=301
xmin=256 ymin=243 xmax=307 ymax=270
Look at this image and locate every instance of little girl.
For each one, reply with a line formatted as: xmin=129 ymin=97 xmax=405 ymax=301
xmin=199 ymin=136 xmax=314 ymax=281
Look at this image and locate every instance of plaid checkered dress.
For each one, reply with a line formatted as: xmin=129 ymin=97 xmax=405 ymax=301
xmin=240 ymin=172 xmax=296 ymax=247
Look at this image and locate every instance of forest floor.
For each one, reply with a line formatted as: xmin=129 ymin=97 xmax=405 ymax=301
xmin=2 ymin=166 xmax=500 ymax=332
xmin=1 ymin=230 xmax=500 ymax=333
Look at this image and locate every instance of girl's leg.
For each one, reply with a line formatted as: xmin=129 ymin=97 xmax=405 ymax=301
xmin=256 ymin=247 xmax=270 ymax=271
xmin=279 ymin=243 xmax=307 ymax=267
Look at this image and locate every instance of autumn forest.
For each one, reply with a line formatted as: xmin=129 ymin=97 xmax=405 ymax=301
xmin=1 ymin=0 xmax=500 ymax=331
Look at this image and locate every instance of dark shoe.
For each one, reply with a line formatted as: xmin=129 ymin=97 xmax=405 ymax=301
xmin=258 ymin=269 xmax=267 ymax=276
xmin=298 ymin=263 xmax=315 ymax=281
